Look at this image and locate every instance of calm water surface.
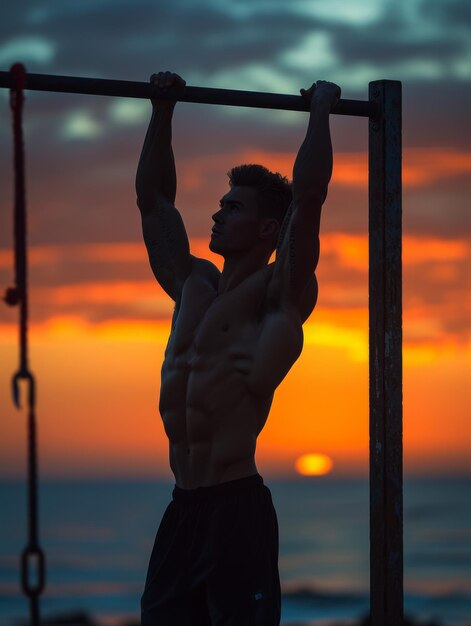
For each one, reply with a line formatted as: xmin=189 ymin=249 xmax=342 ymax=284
xmin=1 ymin=477 xmax=470 ymax=625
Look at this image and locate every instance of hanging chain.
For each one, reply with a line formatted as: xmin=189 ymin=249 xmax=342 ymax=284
xmin=5 ymin=62 xmax=46 ymax=626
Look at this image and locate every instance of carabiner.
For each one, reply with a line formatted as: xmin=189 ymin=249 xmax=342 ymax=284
xmin=12 ymin=369 xmax=36 ymax=410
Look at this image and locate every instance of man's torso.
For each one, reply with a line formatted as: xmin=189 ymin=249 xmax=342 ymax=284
xmin=159 ymin=257 xmax=313 ymax=488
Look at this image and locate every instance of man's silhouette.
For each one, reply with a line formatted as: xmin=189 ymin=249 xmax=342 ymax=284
xmin=137 ymin=71 xmax=340 ymax=626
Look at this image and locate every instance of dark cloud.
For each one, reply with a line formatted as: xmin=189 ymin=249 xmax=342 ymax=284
xmin=405 ymin=180 xmax=470 ymax=239
xmin=332 ymin=28 xmax=466 ymax=65
xmin=319 ymin=1 xmax=469 ymax=67
xmin=419 ymin=0 xmax=471 ymax=28
xmin=4 ymin=0 xmax=467 ymax=89
xmin=403 ymin=80 xmax=471 ymax=151
xmin=2 ymin=1 xmax=319 ymax=80
xmin=1 ymin=0 xmax=469 ymax=249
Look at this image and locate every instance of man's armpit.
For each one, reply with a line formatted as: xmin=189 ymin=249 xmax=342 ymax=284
xmin=141 ymin=208 xmax=191 ymax=299
xmin=276 ymin=201 xmax=295 ymax=257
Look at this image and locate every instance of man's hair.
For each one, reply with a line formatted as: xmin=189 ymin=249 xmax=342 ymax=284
xmin=227 ymin=164 xmax=292 ymax=226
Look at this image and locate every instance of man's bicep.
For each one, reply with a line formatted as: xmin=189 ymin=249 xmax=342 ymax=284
xmin=273 ymin=199 xmax=321 ymax=300
xmin=141 ymin=200 xmax=191 ymax=301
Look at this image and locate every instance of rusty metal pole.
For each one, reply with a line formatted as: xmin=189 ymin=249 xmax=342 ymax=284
xmin=368 ymin=80 xmax=403 ymax=625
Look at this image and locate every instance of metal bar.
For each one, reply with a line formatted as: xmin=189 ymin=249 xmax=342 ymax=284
xmin=0 ymin=70 xmax=378 ymax=117
xmin=368 ymin=80 xmax=403 ymax=625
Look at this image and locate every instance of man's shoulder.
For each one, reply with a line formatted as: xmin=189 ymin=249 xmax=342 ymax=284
xmin=188 ymin=255 xmax=220 ymax=288
xmin=266 ymin=258 xmax=318 ymax=323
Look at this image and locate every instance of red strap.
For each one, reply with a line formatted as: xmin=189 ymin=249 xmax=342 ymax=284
xmin=10 ymin=62 xmax=26 ymax=89
xmin=10 ymin=62 xmax=26 ymax=113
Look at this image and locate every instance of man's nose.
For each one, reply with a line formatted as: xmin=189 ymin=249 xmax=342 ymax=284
xmin=212 ymin=209 xmax=223 ymax=222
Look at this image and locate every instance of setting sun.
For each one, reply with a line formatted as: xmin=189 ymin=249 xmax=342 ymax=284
xmin=295 ymin=453 xmax=334 ymax=476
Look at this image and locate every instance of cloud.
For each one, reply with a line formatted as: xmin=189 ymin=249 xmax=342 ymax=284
xmin=0 ymin=36 xmax=55 ymax=65
xmin=303 ymin=320 xmax=368 ymax=362
xmin=331 ymin=27 xmax=466 ymax=67
xmin=420 ymin=0 xmax=471 ymax=28
xmin=281 ymin=31 xmax=336 ymax=68
xmin=291 ymin=0 xmax=382 ymax=25
xmin=285 ymin=0 xmax=471 ymax=88
xmin=108 ymin=99 xmax=148 ymax=125
xmin=61 ymin=110 xmax=104 ymax=140
xmin=1 ymin=235 xmax=469 ymax=353
xmin=175 ymin=147 xmax=471 ymax=191
xmin=0 ymin=0 xmax=469 ymax=269
xmin=33 ymin=280 xmax=173 ymax=322
xmin=3 ymin=0 xmax=466 ymax=92
xmin=0 ymin=242 xmax=144 ymax=269
xmin=2 ymin=0 xmax=470 ymax=144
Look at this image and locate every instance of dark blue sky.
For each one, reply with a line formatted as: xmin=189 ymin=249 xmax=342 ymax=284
xmin=1 ymin=0 xmax=470 ymax=242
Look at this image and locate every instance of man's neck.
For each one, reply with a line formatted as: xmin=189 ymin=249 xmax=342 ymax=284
xmin=217 ymin=249 xmax=271 ymax=296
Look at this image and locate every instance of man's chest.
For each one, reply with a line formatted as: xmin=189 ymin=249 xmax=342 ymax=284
xmin=162 ymin=265 xmax=304 ymax=401
xmin=167 ymin=271 xmax=269 ymax=360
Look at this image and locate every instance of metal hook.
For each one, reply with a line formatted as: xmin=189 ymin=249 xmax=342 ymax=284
xmin=12 ymin=370 xmax=36 ymax=410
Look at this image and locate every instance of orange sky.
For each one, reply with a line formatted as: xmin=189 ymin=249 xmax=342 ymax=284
xmin=1 ymin=204 xmax=470 ymax=478
xmin=1 ymin=84 xmax=470 ymax=481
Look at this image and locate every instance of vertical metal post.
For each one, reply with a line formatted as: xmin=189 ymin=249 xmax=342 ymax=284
xmin=368 ymin=80 xmax=403 ymax=625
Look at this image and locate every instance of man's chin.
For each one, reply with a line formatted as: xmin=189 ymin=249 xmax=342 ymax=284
xmin=209 ymin=239 xmax=224 ymax=255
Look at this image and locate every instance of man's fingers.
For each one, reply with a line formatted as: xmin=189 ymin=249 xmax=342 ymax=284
xmin=150 ymin=71 xmax=186 ymax=90
xmin=300 ymin=84 xmax=316 ymax=103
xmin=301 ymin=84 xmax=316 ymax=94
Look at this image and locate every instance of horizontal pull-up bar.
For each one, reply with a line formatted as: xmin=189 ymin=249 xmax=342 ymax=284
xmin=0 ymin=70 xmax=378 ymax=118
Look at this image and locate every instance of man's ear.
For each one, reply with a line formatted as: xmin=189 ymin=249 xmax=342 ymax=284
xmin=260 ymin=218 xmax=280 ymax=241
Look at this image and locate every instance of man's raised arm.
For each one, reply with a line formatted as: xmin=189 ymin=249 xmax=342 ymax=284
xmin=135 ymin=72 xmax=191 ymax=301
xmin=292 ymin=81 xmax=340 ymax=209
xmin=273 ymin=80 xmax=341 ymax=311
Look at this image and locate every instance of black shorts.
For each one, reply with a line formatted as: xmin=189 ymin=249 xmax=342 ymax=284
xmin=141 ymin=473 xmax=281 ymax=625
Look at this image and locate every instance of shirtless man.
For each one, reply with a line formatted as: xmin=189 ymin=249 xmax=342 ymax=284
xmin=136 ymin=71 xmax=340 ymax=626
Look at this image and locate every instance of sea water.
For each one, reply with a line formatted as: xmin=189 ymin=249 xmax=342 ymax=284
xmin=1 ymin=477 xmax=470 ymax=626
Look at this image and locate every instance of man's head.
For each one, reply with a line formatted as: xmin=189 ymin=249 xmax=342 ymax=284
xmin=210 ymin=164 xmax=292 ymax=258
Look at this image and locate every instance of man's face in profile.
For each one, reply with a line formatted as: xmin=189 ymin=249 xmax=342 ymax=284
xmin=210 ymin=186 xmax=262 ymax=256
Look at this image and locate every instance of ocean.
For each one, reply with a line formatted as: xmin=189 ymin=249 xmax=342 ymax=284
xmin=1 ymin=477 xmax=470 ymax=626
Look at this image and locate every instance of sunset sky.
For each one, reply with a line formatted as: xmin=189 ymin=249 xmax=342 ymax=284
xmin=1 ymin=0 xmax=470 ymax=480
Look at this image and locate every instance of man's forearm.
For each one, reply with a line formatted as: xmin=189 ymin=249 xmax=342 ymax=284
xmin=135 ymin=103 xmax=177 ymax=212
xmin=292 ymin=97 xmax=333 ymax=205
